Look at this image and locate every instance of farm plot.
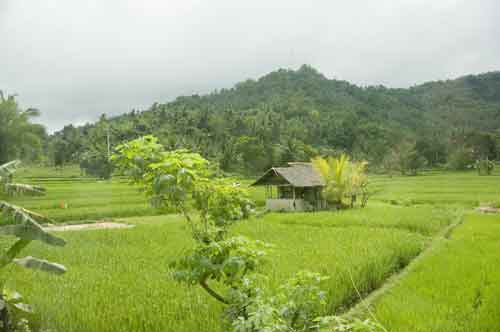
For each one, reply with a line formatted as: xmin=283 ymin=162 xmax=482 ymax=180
xmin=370 ymin=213 xmax=500 ymax=332
xmin=6 ymin=205 xmax=455 ymax=332
xmin=5 ymin=166 xmax=159 ymax=222
xmin=371 ymin=169 xmax=500 ymax=207
xmin=6 ymin=167 xmax=265 ymax=223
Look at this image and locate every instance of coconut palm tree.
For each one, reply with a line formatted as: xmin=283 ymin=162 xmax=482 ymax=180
xmin=0 ymin=92 xmax=46 ymax=164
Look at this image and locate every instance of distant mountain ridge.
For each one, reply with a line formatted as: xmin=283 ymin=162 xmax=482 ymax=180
xmin=51 ymin=65 xmax=500 ymax=171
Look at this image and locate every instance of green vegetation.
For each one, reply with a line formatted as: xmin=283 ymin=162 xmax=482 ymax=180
xmin=6 ymin=166 xmax=499 ymax=223
xmin=0 ymin=94 xmax=46 ymax=164
xmin=111 ymin=136 xmax=381 ymax=331
xmin=312 ymin=154 xmax=369 ymax=208
xmin=8 ymin=204 xmax=452 ymax=332
xmin=371 ymin=168 xmax=500 ymax=207
xmin=0 ymin=155 xmax=497 ymax=332
xmin=44 ymin=67 xmax=500 ymax=175
xmin=2 ymin=166 xmax=156 ymax=223
xmin=2 ymin=67 xmax=500 ymax=331
xmin=0 ymin=161 xmax=66 ymax=331
xmin=370 ymin=213 xmax=500 ymax=332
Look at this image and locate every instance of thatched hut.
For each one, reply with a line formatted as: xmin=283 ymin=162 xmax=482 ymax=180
xmin=251 ymin=162 xmax=326 ymax=212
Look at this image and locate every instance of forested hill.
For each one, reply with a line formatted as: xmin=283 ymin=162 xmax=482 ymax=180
xmin=51 ymin=65 xmax=500 ymax=173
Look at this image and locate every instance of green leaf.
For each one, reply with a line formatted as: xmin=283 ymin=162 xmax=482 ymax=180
xmin=0 ymin=239 xmax=31 ymax=268
xmin=14 ymin=256 xmax=67 ymax=275
xmin=5 ymin=183 xmax=46 ymax=196
xmin=0 ymin=223 xmax=66 ymax=247
xmin=0 ymin=201 xmax=65 ymax=246
xmin=3 ymin=289 xmax=22 ymax=303
xmin=0 ymin=160 xmax=20 ymax=178
xmin=12 ymin=303 xmax=33 ymax=314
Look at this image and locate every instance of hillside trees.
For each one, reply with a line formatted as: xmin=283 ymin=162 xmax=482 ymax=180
xmin=415 ymin=137 xmax=447 ymax=167
xmin=78 ymin=116 xmax=114 ymax=179
xmin=384 ymin=143 xmax=426 ymax=176
xmin=45 ymin=67 xmax=500 ymax=174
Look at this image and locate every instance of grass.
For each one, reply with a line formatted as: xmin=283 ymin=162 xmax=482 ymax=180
xmin=6 ymin=205 xmax=455 ymax=332
xmin=6 ymin=165 xmax=500 ymax=223
xmin=3 ymin=165 xmax=500 ymax=331
xmin=370 ymin=213 xmax=500 ymax=332
xmin=5 ymin=166 xmax=163 ymax=222
xmin=5 ymin=167 xmax=265 ymax=223
xmin=371 ymin=169 xmax=500 ymax=207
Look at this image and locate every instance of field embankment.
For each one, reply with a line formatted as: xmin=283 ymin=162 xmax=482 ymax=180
xmin=370 ymin=213 xmax=500 ymax=332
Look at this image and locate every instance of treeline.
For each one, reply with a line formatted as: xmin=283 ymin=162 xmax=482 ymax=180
xmin=3 ymin=65 xmax=500 ymax=175
xmin=0 ymin=92 xmax=47 ymax=164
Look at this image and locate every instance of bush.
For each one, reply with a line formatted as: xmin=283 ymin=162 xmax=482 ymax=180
xmin=312 ymin=155 xmax=370 ymax=208
xmin=446 ymin=147 xmax=474 ymax=170
xmin=475 ymin=159 xmax=494 ymax=175
xmin=79 ymin=150 xmax=114 ymax=179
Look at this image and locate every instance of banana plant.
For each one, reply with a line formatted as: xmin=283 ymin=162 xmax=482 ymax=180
xmin=0 ymin=161 xmax=46 ymax=197
xmin=0 ymin=161 xmax=66 ymax=332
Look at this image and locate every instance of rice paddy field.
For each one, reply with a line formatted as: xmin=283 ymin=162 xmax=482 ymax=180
xmin=2 ymin=165 xmax=500 ymax=332
xmin=370 ymin=213 xmax=500 ymax=332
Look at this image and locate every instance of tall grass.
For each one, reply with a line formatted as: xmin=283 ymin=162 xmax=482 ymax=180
xmin=371 ymin=213 xmax=500 ymax=332
xmin=7 ymin=204 xmax=453 ymax=332
xmin=371 ymin=169 xmax=500 ymax=207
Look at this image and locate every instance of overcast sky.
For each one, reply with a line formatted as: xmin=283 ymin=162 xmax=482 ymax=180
xmin=1 ymin=0 xmax=500 ymax=132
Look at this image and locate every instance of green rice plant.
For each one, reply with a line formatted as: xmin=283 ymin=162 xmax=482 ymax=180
xmin=0 ymin=161 xmax=66 ymax=331
xmin=112 ymin=136 xmax=379 ymax=332
xmin=371 ymin=213 xmax=500 ymax=332
xmin=7 ymin=204 xmax=433 ymax=332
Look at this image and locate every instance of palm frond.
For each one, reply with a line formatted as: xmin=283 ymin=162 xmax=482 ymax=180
xmin=311 ymin=157 xmax=330 ymax=180
xmin=0 ymin=201 xmax=65 ymax=246
xmin=0 ymin=160 xmax=21 ymax=178
xmin=13 ymin=256 xmax=67 ymax=275
xmin=21 ymin=108 xmax=41 ymax=118
xmin=0 ymin=201 xmax=55 ymax=225
xmin=5 ymin=183 xmax=46 ymax=196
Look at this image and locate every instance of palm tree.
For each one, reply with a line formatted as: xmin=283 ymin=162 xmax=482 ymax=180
xmin=312 ymin=154 xmax=349 ymax=208
xmin=0 ymin=92 xmax=46 ymax=164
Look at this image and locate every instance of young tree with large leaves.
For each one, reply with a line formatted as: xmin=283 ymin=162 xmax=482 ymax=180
xmin=113 ymin=136 xmax=381 ymax=332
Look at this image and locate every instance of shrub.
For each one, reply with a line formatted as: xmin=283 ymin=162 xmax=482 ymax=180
xmin=312 ymin=155 xmax=370 ymax=208
xmin=79 ymin=150 xmax=114 ymax=179
xmin=446 ymin=147 xmax=474 ymax=170
xmin=475 ymin=159 xmax=494 ymax=175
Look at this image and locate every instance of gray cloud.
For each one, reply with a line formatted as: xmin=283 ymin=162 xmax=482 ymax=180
xmin=1 ymin=0 xmax=500 ymax=132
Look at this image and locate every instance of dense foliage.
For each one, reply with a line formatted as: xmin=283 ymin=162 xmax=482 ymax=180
xmin=0 ymin=93 xmax=47 ymax=164
xmin=312 ymin=155 xmax=370 ymax=208
xmin=47 ymin=66 xmax=500 ymax=174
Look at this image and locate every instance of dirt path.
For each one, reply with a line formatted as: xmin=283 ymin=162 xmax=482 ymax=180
xmin=44 ymin=222 xmax=135 ymax=232
xmin=476 ymin=206 xmax=500 ymax=213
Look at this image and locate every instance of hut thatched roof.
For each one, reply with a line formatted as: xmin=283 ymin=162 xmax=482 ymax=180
xmin=251 ymin=162 xmax=325 ymax=187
